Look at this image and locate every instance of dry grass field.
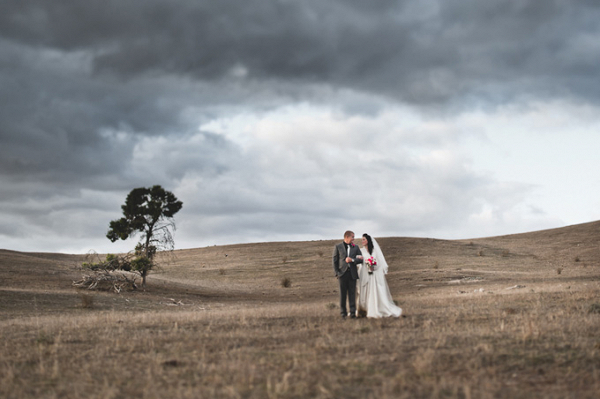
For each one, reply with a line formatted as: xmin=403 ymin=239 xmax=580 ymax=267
xmin=1 ymin=221 xmax=600 ymax=398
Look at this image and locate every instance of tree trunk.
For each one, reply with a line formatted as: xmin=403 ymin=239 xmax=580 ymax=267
xmin=144 ymin=230 xmax=152 ymax=259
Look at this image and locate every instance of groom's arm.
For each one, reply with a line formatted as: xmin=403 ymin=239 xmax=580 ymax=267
xmin=332 ymin=246 xmax=341 ymax=277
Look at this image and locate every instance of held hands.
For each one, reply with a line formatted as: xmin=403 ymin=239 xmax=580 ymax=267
xmin=345 ymin=254 xmax=364 ymax=263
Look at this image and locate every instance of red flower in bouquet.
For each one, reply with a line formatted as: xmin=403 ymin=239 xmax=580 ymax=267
xmin=366 ymin=256 xmax=377 ymax=274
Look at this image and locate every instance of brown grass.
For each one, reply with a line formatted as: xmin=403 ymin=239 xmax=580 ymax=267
xmin=1 ymin=221 xmax=600 ymax=398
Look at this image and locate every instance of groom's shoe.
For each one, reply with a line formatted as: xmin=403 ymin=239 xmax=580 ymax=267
xmin=341 ymin=313 xmax=347 ymax=319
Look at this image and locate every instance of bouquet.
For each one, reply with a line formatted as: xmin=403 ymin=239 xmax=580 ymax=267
xmin=366 ymin=256 xmax=376 ymax=274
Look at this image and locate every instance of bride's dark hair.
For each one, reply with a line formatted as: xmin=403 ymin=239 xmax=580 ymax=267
xmin=363 ymin=233 xmax=374 ymax=255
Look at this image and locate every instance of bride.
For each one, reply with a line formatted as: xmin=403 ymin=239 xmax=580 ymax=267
xmin=357 ymin=234 xmax=402 ymax=318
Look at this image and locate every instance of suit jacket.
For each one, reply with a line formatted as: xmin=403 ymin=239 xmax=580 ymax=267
xmin=332 ymin=242 xmax=363 ymax=279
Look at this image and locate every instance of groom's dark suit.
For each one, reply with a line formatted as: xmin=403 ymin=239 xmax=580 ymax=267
xmin=333 ymin=242 xmax=363 ymax=317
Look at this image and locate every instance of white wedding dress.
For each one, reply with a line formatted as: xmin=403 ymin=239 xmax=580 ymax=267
xmin=357 ymin=238 xmax=402 ymax=318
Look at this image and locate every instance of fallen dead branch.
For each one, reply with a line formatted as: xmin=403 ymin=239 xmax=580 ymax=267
xmin=162 ymin=298 xmax=185 ymax=306
xmin=73 ymin=270 xmax=137 ymax=293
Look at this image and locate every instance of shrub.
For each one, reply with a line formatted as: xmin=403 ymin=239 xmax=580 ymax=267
xmin=281 ymin=277 xmax=292 ymax=288
xmin=589 ymin=304 xmax=600 ymax=314
xmin=35 ymin=331 xmax=54 ymax=346
xmin=130 ymin=256 xmax=152 ymax=273
xmin=83 ymin=253 xmax=131 ymax=272
xmin=80 ymin=293 xmax=94 ymax=309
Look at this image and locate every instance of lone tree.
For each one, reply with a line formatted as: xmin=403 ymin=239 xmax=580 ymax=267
xmin=107 ymin=185 xmax=183 ymax=287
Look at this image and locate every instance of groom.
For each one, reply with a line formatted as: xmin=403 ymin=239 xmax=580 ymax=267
xmin=333 ymin=230 xmax=363 ymax=319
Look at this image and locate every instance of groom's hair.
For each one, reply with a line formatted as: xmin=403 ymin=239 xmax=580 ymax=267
xmin=344 ymin=230 xmax=354 ymax=238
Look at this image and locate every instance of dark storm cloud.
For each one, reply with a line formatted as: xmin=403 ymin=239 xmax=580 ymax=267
xmin=0 ymin=38 xmax=237 ymax=188
xmin=3 ymin=0 xmax=599 ymax=106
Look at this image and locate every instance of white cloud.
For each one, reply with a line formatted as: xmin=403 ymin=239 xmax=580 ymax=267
xmin=157 ymin=103 xmax=556 ymax=247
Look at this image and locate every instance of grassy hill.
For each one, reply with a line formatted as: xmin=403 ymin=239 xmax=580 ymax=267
xmin=1 ymin=221 xmax=599 ymax=398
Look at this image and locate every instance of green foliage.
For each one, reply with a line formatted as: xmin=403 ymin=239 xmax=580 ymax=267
xmin=106 ymin=218 xmax=132 ymax=242
xmin=130 ymin=256 xmax=153 ymax=274
xmin=135 ymin=243 xmax=156 ymax=259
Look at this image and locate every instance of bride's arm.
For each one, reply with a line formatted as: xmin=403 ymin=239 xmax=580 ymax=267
xmin=356 ymin=248 xmax=364 ymax=263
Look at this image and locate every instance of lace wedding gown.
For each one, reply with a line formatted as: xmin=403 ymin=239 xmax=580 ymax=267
xmin=357 ymin=239 xmax=402 ymax=318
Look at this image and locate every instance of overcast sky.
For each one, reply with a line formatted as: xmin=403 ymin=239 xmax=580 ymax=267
xmin=2 ymin=0 xmax=600 ymax=254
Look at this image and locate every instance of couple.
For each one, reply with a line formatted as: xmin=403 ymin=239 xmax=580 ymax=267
xmin=333 ymin=231 xmax=402 ymax=319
